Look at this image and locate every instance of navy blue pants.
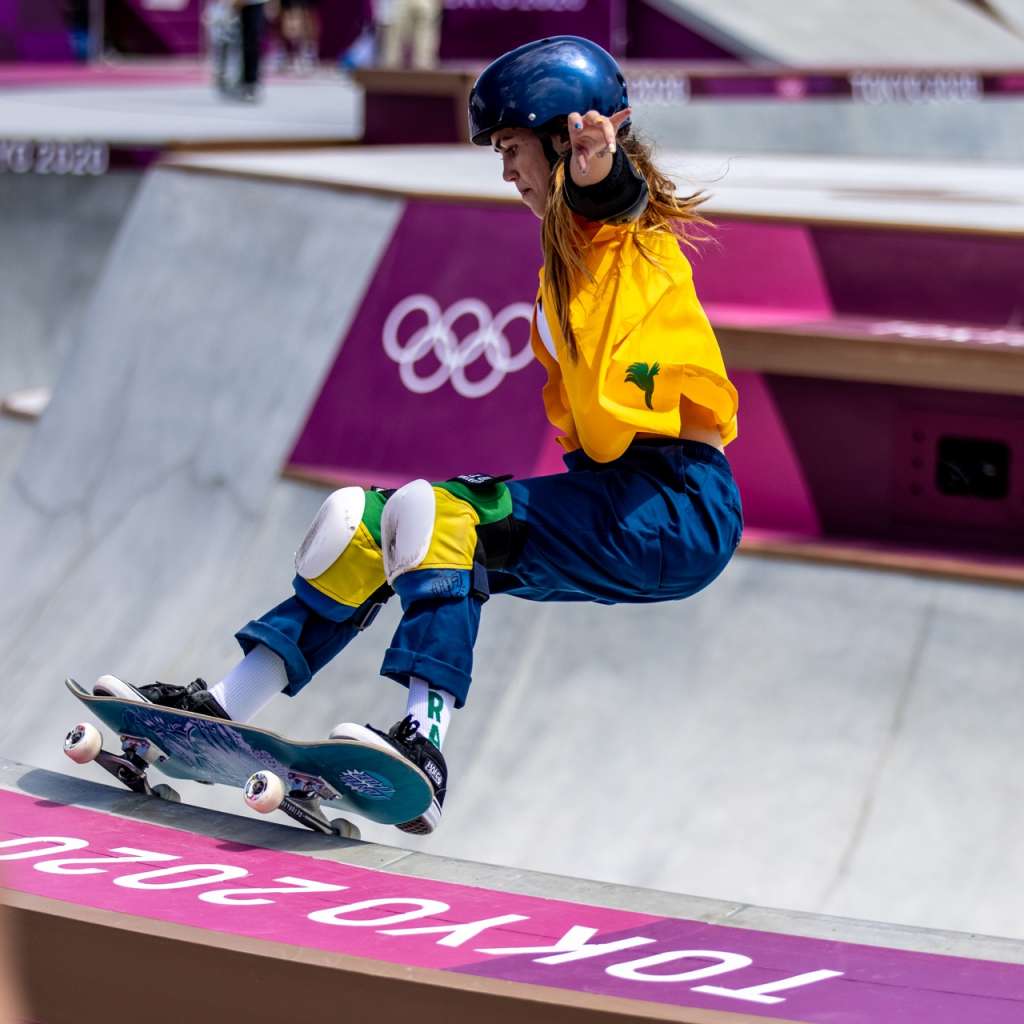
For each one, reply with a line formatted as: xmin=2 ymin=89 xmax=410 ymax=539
xmin=236 ymin=440 xmax=743 ymax=709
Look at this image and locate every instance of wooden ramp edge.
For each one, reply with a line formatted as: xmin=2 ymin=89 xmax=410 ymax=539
xmin=2 ymin=759 xmax=1024 ymax=1024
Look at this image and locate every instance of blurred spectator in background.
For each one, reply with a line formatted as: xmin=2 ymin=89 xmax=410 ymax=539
xmin=378 ymin=0 xmax=441 ymax=69
xmin=237 ymin=0 xmax=270 ymax=100
xmin=205 ymin=0 xmax=242 ymax=94
xmin=63 ymin=0 xmax=90 ymax=61
xmin=301 ymin=0 xmax=322 ymax=70
xmin=280 ymin=0 xmax=321 ymax=72
xmin=339 ymin=16 xmax=378 ymax=72
xmin=205 ymin=0 xmax=268 ymax=100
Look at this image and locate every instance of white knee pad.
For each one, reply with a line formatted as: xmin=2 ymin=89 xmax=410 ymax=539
xmin=295 ymin=486 xmax=366 ymax=580
xmin=381 ymin=478 xmax=436 ymax=585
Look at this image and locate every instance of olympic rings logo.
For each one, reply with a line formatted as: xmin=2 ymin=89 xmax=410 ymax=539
xmin=382 ymin=294 xmax=534 ymax=399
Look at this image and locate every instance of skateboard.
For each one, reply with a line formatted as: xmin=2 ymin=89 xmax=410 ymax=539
xmin=62 ymin=678 xmax=433 ymax=837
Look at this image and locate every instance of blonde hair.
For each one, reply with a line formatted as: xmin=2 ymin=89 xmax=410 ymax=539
xmin=540 ymin=130 xmax=709 ymax=361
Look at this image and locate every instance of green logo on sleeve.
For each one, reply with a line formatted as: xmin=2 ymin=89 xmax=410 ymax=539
xmin=625 ymin=361 xmax=661 ymax=410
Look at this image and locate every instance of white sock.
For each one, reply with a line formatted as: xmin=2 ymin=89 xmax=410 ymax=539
xmin=406 ymin=677 xmax=454 ymax=750
xmin=209 ymin=645 xmax=288 ymax=723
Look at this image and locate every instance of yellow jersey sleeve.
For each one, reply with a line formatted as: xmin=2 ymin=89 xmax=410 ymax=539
xmin=531 ymin=221 xmax=739 ymax=463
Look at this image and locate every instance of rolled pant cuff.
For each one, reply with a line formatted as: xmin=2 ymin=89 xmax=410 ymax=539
xmin=381 ymin=648 xmax=469 ymax=709
xmin=236 ymin=620 xmax=312 ymax=697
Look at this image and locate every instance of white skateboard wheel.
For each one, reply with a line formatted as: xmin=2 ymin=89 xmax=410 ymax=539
xmin=63 ymin=722 xmax=102 ymax=764
xmin=331 ymin=819 xmax=360 ymax=841
xmin=152 ymin=784 xmax=181 ymax=803
xmin=243 ymin=770 xmax=286 ymax=813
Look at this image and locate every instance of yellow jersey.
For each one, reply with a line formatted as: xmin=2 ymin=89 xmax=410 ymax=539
xmin=532 ymin=220 xmax=738 ymax=463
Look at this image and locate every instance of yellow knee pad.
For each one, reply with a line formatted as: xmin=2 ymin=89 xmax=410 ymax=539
xmin=295 ymin=487 xmax=387 ymax=609
xmin=381 ymin=479 xmax=480 ymax=584
xmin=296 ymin=476 xmax=512 ymax=605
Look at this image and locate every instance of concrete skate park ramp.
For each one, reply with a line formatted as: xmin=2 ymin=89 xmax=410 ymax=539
xmin=652 ymin=0 xmax=1024 ymax=65
xmin=0 ymin=173 xmax=142 ymax=399
xmin=4 ymin=760 xmax=1024 ymax=1024
xmin=3 ymin=156 xmax=1024 ymax=975
xmin=0 ymin=63 xmax=362 ymax=489
xmin=0 ymin=171 xmax=143 ymax=519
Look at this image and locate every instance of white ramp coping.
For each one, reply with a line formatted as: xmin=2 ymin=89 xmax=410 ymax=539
xmin=651 ymin=0 xmax=1024 ymax=66
xmin=164 ymin=145 xmax=1024 ymax=236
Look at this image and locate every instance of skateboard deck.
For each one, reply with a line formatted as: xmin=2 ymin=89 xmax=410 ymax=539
xmin=64 ymin=678 xmax=432 ymax=831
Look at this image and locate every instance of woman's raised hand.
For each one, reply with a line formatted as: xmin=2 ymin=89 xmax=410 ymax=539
xmin=567 ymin=107 xmax=632 ymax=177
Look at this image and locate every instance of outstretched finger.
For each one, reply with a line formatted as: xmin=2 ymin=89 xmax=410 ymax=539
xmin=610 ymin=107 xmax=632 ymax=131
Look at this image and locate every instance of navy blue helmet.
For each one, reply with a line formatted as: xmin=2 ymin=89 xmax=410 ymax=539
xmin=468 ymin=36 xmax=629 ymax=147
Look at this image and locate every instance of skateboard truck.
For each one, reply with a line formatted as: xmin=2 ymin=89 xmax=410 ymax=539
xmin=64 ymin=723 xmax=180 ymax=802
xmin=244 ymin=769 xmax=357 ymax=837
xmin=120 ymin=734 xmax=169 ymax=766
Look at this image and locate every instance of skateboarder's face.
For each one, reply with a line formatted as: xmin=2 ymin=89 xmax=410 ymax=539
xmin=492 ymin=128 xmax=563 ymax=219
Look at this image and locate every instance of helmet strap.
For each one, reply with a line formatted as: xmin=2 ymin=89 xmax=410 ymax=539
xmin=535 ymin=116 xmax=569 ymax=169
xmin=539 ymin=133 xmax=561 ymax=169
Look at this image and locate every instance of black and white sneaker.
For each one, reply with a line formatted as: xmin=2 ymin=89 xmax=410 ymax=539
xmin=329 ymin=714 xmax=446 ymax=835
xmin=93 ymin=674 xmax=231 ymax=721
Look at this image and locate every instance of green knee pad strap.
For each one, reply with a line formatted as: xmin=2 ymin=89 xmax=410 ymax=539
xmin=435 ymin=477 xmax=513 ymax=524
xmin=362 ymin=488 xmax=387 ymax=547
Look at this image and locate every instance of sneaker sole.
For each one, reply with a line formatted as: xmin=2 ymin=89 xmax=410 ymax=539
xmin=328 ymin=721 xmax=394 ymax=752
xmin=397 ymin=797 xmax=442 ymax=836
xmin=92 ymin=675 xmax=150 ymax=702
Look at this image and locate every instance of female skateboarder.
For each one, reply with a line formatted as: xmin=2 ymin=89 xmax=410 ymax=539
xmin=95 ymin=36 xmax=742 ymax=836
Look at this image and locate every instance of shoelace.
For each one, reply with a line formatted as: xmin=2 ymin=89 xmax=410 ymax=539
xmin=391 ymin=714 xmax=422 ymax=747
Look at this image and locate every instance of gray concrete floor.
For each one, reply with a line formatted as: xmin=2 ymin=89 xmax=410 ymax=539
xmin=631 ymin=96 xmax=1024 ymax=164
xmin=3 ymin=58 xmax=1023 ymax=163
xmin=1 ymin=164 xmax=1022 ymax=945
xmin=0 ymin=173 xmax=142 ymax=398
xmin=0 ymin=70 xmax=362 ymax=145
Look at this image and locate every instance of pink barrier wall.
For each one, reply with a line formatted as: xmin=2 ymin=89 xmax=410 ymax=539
xmin=440 ymin=0 xmax=622 ymax=61
xmin=289 ymin=204 xmax=1024 ymax=568
xmin=109 ymin=0 xmax=201 ymax=55
xmin=0 ymin=0 xmax=72 ymax=61
xmin=2 ymin=788 xmax=1023 ymax=1021
xmin=290 ymin=201 xmax=564 ymax=487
